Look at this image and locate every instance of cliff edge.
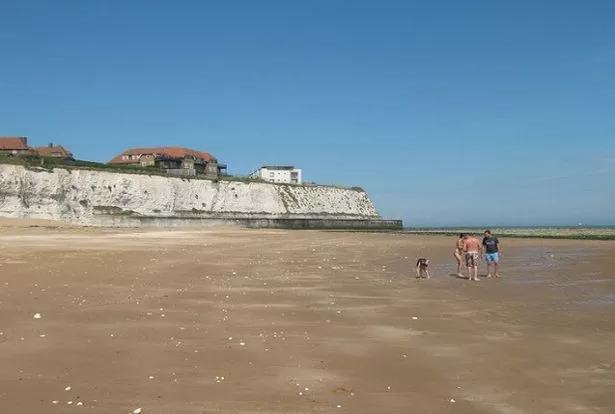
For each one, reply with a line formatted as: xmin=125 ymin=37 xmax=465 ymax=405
xmin=0 ymin=165 xmax=401 ymax=229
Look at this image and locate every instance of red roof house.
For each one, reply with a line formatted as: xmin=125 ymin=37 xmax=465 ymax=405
xmin=108 ymin=147 xmax=215 ymax=165
xmin=108 ymin=146 xmax=225 ymax=177
xmin=0 ymin=136 xmax=31 ymax=154
xmin=33 ymin=143 xmax=74 ymax=159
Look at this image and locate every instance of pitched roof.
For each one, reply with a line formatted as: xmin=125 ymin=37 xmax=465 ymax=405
xmin=108 ymin=147 xmax=216 ymax=164
xmin=34 ymin=145 xmax=74 ymax=158
xmin=0 ymin=136 xmax=29 ymax=150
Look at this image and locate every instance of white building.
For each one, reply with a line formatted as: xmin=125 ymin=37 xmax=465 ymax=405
xmin=250 ymin=165 xmax=302 ymax=184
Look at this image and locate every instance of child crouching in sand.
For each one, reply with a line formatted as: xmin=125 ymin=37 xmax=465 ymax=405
xmin=416 ymin=258 xmax=430 ymax=279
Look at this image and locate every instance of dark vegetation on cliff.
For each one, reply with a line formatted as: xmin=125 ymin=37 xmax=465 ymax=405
xmin=0 ymin=152 xmax=176 ymax=176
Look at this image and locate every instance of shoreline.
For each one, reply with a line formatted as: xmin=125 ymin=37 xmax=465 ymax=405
xmin=325 ymin=227 xmax=615 ymax=240
xmin=399 ymin=230 xmax=615 ymax=241
xmin=1 ymin=218 xmax=614 ymax=240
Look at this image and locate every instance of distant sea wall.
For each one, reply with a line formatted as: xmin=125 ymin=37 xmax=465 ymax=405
xmin=0 ymin=164 xmax=401 ymax=229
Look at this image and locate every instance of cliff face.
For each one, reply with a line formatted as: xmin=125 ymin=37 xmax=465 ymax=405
xmin=0 ymin=165 xmax=380 ymax=226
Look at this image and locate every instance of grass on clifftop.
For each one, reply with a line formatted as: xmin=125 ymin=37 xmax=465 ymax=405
xmin=0 ymin=154 xmax=365 ymax=191
xmin=0 ymin=153 xmax=171 ymax=176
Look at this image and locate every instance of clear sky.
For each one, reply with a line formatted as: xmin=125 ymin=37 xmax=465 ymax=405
xmin=1 ymin=0 xmax=614 ymax=226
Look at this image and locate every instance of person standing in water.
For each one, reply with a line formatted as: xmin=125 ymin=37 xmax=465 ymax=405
xmin=463 ymin=233 xmax=482 ymax=281
xmin=454 ymin=233 xmax=465 ymax=277
xmin=482 ymin=230 xmax=502 ymax=278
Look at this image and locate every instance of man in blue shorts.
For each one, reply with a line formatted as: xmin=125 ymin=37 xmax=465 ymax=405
xmin=482 ymin=230 xmax=502 ymax=278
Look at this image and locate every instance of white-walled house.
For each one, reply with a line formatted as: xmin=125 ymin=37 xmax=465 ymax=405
xmin=250 ymin=165 xmax=302 ymax=184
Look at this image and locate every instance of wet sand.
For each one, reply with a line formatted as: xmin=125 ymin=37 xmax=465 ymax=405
xmin=0 ymin=222 xmax=614 ymax=413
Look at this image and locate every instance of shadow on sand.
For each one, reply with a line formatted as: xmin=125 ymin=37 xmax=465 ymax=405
xmin=448 ymin=273 xmax=494 ymax=279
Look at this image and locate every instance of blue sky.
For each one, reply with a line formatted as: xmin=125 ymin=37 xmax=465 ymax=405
xmin=1 ymin=0 xmax=614 ymax=226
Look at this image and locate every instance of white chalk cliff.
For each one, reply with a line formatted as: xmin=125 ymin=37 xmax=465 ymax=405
xmin=0 ymin=165 xmax=380 ymax=226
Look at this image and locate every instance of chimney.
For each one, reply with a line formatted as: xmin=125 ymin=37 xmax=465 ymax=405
xmin=48 ymin=142 xmax=53 ymax=148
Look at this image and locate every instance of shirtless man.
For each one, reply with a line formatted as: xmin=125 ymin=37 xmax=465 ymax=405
xmin=463 ymin=233 xmax=482 ymax=281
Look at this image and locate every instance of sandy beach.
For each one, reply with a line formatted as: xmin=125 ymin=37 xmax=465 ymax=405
xmin=0 ymin=220 xmax=614 ymax=413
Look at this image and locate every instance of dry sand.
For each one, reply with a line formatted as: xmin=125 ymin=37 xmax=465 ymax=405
xmin=0 ymin=221 xmax=614 ymax=413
